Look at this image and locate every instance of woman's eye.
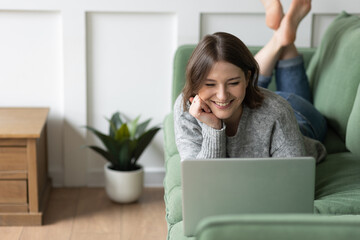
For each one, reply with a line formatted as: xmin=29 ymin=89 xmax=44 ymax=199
xmin=205 ymin=83 xmax=215 ymax=87
xmin=229 ymin=82 xmax=239 ymax=86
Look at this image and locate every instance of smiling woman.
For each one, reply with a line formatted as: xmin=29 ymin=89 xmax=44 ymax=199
xmin=174 ymin=0 xmax=327 ymax=163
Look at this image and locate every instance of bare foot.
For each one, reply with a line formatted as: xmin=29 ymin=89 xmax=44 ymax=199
xmin=261 ymin=0 xmax=284 ymax=30
xmin=275 ymin=0 xmax=311 ymax=46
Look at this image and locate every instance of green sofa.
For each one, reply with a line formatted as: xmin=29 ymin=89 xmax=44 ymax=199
xmin=163 ymin=12 xmax=360 ymax=240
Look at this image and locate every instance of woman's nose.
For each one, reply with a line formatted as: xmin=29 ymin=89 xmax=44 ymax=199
xmin=217 ymin=86 xmax=228 ymax=101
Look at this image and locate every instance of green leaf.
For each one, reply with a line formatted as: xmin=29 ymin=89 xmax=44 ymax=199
xmin=129 ymin=139 xmax=137 ymax=154
xmin=133 ymin=126 xmax=161 ymax=163
xmin=135 ymin=119 xmax=151 ymax=138
xmin=129 ymin=115 xmax=140 ymax=139
xmin=115 ymin=124 xmax=130 ymax=141
xmin=85 ymin=126 xmax=120 ymax=158
xmin=85 ymin=145 xmax=117 ymax=166
xmin=118 ymin=139 xmax=132 ymax=171
xmin=107 ymin=119 xmax=117 ymax=138
xmin=109 ymin=112 xmax=123 ymax=137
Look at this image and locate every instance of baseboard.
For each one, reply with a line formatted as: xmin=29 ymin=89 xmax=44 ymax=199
xmin=144 ymin=167 xmax=166 ymax=187
xmin=87 ymin=167 xmax=165 ymax=187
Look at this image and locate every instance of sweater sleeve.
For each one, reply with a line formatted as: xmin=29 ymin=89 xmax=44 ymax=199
xmin=173 ymin=94 xmax=226 ymax=161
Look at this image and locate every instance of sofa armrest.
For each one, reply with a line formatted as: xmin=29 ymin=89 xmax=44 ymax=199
xmin=195 ymin=214 xmax=360 ymax=240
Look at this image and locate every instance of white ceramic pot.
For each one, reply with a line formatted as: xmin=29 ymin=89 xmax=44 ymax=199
xmin=104 ymin=163 xmax=144 ymax=203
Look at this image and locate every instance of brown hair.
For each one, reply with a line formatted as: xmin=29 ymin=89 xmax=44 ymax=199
xmin=182 ymin=32 xmax=264 ymax=110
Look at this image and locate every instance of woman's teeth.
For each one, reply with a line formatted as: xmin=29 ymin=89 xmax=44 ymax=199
xmin=215 ymin=102 xmax=230 ymax=107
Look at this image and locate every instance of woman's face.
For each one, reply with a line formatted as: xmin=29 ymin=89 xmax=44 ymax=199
xmin=198 ymin=61 xmax=248 ymax=125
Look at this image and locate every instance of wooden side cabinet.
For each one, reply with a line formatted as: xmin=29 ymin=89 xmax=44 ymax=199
xmin=0 ymin=108 xmax=51 ymax=226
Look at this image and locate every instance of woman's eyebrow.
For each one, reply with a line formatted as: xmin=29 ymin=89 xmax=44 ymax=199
xmin=205 ymin=76 xmax=241 ymax=82
xmin=204 ymin=79 xmax=216 ymax=82
xmin=228 ymin=76 xmax=241 ymax=81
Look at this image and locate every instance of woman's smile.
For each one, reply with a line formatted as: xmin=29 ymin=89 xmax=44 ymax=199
xmin=212 ymin=100 xmax=234 ymax=108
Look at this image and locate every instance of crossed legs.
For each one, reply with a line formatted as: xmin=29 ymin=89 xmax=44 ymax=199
xmin=255 ymin=0 xmax=311 ymax=78
xmin=256 ymin=0 xmax=312 ymax=102
xmin=255 ymin=0 xmax=327 ymax=142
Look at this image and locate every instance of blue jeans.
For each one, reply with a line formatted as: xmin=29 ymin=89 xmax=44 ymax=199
xmin=258 ymin=55 xmax=327 ymax=142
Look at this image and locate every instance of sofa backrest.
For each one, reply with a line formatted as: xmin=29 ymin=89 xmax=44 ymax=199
xmin=307 ymin=12 xmax=360 ymax=156
xmin=171 ymin=45 xmax=194 ymax=107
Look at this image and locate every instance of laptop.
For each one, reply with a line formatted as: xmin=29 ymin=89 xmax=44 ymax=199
xmin=181 ymin=157 xmax=315 ymax=236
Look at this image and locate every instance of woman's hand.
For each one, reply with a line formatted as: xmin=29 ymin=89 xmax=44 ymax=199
xmin=189 ymin=95 xmax=222 ymax=129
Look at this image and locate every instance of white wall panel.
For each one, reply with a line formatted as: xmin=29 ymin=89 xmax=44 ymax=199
xmin=86 ymin=12 xmax=176 ymax=186
xmin=201 ymin=12 xmax=311 ymax=47
xmin=201 ymin=13 xmax=272 ymax=46
xmin=0 ymin=11 xmax=63 ymax=186
xmin=312 ymin=13 xmax=360 ymax=47
xmin=311 ymin=14 xmax=338 ymax=47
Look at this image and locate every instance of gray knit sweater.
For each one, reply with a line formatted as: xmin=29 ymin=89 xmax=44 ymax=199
xmin=174 ymin=88 xmax=327 ymax=163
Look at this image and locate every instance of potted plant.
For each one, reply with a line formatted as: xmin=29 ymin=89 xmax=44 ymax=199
xmin=84 ymin=111 xmax=160 ymax=203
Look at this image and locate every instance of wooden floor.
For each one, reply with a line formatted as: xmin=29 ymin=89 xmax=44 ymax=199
xmin=0 ymin=188 xmax=167 ymax=240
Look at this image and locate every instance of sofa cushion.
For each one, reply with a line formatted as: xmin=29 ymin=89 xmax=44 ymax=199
xmin=307 ymin=12 xmax=360 ymax=141
xmin=165 ymin=185 xmax=183 ymax=225
xmin=315 ymin=152 xmax=360 ymax=214
xmin=169 ymin=221 xmax=194 ymax=240
xmin=195 ymin=215 xmax=360 ymax=240
xmin=164 ymin=113 xmax=184 ymax=226
xmin=346 ymin=84 xmax=360 ymax=156
xmin=323 ymin=127 xmax=347 ymax=154
xmin=164 ymin=154 xmax=182 ymax=195
xmin=164 ymin=113 xmax=179 ymax=160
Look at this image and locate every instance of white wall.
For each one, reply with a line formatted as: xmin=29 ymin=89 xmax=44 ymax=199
xmin=0 ymin=0 xmax=359 ymax=187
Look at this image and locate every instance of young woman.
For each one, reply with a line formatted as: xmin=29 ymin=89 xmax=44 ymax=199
xmin=174 ymin=0 xmax=327 ymax=162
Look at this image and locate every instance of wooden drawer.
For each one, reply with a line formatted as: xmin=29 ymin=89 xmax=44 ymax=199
xmin=0 ymin=147 xmax=27 ymax=171
xmin=0 ymin=203 xmax=28 ymax=213
xmin=0 ymin=139 xmax=27 ymax=147
xmin=0 ymin=180 xmax=27 ymax=204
